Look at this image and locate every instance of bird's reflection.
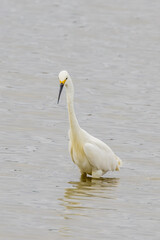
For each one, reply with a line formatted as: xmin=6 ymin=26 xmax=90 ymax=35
xmin=59 ymin=176 xmax=120 ymax=214
xmin=58 ymin=176 xmax=120 ymax=237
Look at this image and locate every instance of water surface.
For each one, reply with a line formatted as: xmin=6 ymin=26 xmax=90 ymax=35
xmin=0 ymin=0 xmax=160 ymax=239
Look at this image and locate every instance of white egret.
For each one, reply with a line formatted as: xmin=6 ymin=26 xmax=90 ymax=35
xmin=57 ymin=71 xmax=122 ymax=178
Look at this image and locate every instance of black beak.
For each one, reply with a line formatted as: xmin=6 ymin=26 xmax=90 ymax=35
xmin=57 ymin=83 xmax=64 ymax=104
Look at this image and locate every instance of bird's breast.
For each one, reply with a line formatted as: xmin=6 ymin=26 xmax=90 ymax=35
xmin=71 ymin=142 xmax=92 ymax=174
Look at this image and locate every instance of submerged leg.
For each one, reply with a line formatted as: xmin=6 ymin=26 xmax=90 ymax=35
xmin=80 ymin=171 xmax=87 ymax=178
xmin=80 ymin=172 xmax=87 ymax=182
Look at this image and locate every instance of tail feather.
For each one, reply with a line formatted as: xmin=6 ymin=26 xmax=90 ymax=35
xmin=115 ymin=156 xmax=122 ymax=171
xmin=117 ymin=157 xmax=122 ymax=167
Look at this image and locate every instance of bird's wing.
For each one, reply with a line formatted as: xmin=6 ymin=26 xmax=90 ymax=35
xmin=84 ymin=142 xmax=117 ymax=172
xmin=69 ymin=141 xmax=75 ymax=163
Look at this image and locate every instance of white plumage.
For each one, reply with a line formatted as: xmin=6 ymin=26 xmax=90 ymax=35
xmin=58 ymin=70 xmax=122 ymax=178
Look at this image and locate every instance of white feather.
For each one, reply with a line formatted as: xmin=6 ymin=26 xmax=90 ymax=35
xmin=58 ymin=70 xmax=122 ymax=178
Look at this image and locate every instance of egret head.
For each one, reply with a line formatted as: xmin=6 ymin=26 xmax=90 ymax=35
xmin=57 ymin=70 xmax=69 ymax=104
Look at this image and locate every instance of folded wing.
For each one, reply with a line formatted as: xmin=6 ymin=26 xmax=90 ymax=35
xmin=84 ymin=142 xmax=118 ymax=172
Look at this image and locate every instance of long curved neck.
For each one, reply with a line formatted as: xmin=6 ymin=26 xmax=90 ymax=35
xmin=65 ymin=77 xmax=80 ymax=135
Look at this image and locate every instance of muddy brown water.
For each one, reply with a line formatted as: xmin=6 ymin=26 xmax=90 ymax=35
xmin=0 ymin=0 xmax=160 ymax=239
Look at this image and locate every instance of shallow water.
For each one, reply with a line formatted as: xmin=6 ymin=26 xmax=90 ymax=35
xmin=0 ymin=0 xmax=160 ymax=239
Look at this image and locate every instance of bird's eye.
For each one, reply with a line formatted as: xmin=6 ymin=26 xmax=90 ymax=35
xmin=66 ymin=77 xmax=68 ymax=80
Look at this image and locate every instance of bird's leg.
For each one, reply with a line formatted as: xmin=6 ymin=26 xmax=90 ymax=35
xmin=80 ymin=171 xmax=87 ymax=178
xmin=80 ymin=173 xmax=87 ymax=182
